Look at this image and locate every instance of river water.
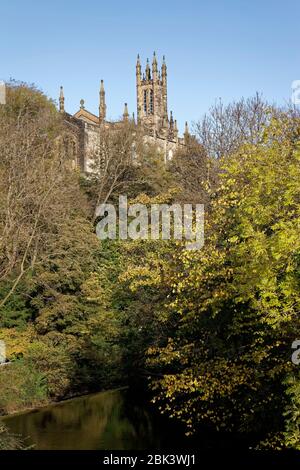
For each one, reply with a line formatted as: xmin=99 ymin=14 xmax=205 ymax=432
xmin=1 ymin=388 xmax=193 ymax=450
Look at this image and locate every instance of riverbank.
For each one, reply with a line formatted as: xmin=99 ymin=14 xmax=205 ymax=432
xmin=0 ymin=397 xmax=49 ymax=418
xmin=0 ymin=385 xmax=128 ymax=418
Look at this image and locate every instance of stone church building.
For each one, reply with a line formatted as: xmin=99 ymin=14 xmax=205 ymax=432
xmin=58 ymin=53 xmax=189 ymax=172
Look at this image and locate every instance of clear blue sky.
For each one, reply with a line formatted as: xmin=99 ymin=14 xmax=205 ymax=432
xmin=1 ymin=0 xmax=299 ymax=132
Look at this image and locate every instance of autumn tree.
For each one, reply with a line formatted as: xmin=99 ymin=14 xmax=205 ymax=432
xmin=169 ymin=138 xmax=218 ymax=206
xmin=0 ymin=82 xmax=87 ymax=309
xmin=0 ymin=82 xmax=123 ymax=407
xmin=195 ymin=93 xmax=273 ymax=158
xmin=123 ymin=113 xmax=300 ymax=449
xmin=86 ymin=121 xmax=142 ymax=219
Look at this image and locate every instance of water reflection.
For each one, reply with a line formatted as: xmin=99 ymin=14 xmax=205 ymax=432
xmin=1 ymin=388 xmax=174 ymax=450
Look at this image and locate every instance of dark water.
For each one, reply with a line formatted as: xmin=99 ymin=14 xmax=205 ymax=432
xmin=1 ymin=388 xmax=192 ymax=450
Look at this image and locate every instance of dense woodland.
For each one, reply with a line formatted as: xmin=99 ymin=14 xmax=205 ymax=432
xmin=1 ymin=82 xmax=300 ymax=450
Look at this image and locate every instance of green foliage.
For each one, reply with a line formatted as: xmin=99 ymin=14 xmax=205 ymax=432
xmin=3 ymin=80 xmax=57 ymax=119
xmin=26 ymin=341 xmax=74 ymax=398
xmin=0 ymin=83 xmax=125 ymax=414
xmin=283 ymin=373 xmax=300 ymax=449
xmin=0 ymin=280 xmax=32 ymax=328
xmin=0 ymin=360 xmax=47 ymax=415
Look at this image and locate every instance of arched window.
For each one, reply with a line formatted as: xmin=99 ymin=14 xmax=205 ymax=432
xmin=144 ymin=89 xmax=147 ymax=113
xmin=150 ymin=90 xmax=153 ymax=114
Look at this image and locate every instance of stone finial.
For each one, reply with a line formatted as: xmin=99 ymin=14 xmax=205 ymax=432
xmin=136 ymin=54 xmax=142 ymax=80
xmin=123 ymin=102 xmax=129 ymax=121
xmin=184 ymin=121 xmax=189 ymax=135
xmin=99 ymin=79 xmax=107 ymax=122
xmin=152 ymin=51 xmax=158 ymax=75
xmin=145 ymin=58 xmax=151 ymax=80
xmin=59 ymin=86 xmax=65 ymax=113
xmin=162 ymin=112 xmax=169 ymax=128
xmin=184 ymin=121 xmax=190 ymax=144
xmin=161 ymin=55 xmax=167 ymax=80
xmin=80 ymin=99 xmax=85 ymax=109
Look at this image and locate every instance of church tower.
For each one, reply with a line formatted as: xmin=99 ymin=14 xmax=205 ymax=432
xmin=136 ymin=53 xmax=169 ymax=136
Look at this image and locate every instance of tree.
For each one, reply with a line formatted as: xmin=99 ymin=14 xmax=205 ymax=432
xmin=0 ymin=82 xmax=85 ymax=309
xmin=169 ymin=138 xmax=218 ymax=206
xmin=86 ymin=121 xmax=143 ymax=220
xmin=195 ymin=93 xmax=273 ymax=158
xmin=0 ymin=82 xmax=123 ymax=408
xmin=126 ymin=113 xmax=300 ymax=448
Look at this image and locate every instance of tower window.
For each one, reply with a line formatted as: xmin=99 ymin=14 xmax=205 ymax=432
xmin=150 ymin=90 xmax=153 ymax=114
xmin=144 ymin=90 xmax=147 ymax=113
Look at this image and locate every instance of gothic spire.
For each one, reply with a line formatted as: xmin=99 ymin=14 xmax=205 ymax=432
xmin=184 ymin=121 xmax=190 ymax=143
xmin=184 ymin=121 xmax=189 ymax=135
xmin=152 ymin=51 xmax=158 ymax=76
xmin=99 ymin=79 xmax=107 ymax=122
xmin=136 ymin=54 xmax=141 ymax=81
xmin=145 ymin=58 xmax=151 ymax=80
xmin=59 ymin=86 xmax=65 ymax=113
xmin=161 ymin=55 xmax=167 ymax=82
xmin=123 ymin=102 xmax=129 ymax=121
